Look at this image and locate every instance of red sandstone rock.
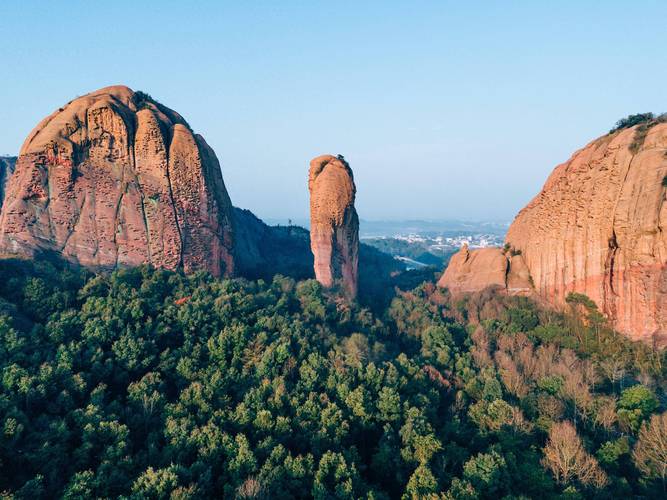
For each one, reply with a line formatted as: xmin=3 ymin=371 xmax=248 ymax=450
xmin=0 ymin=86 xmax=234 ymax=276
xmin=309 ymin=154 xmax=359 ymax=298
xmin=437 ymin=244 xmax=532 ymax=296
xmin=506 ymin=122 xmax=667 ymax=343
xmin=438 ymin=245 xmax=507 ymax=293
xmin=439 ymin=121 xmax=667 ymax=343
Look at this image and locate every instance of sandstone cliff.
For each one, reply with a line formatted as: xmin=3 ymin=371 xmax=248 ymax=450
xmin=309 ymin=155 xmax=359 ymax=298
xmin=0 ymin=86 xmax=234 ymax=276
xmin=439 ymin=119 xmax=667 ymax=343
xmin=506 ymin=120 xmax=667 ymax=343
xmin=0 ymin=157 xmax=16 ymax=211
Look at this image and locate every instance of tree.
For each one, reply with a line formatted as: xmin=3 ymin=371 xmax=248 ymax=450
xmin=632 ymin=412 xmax=667 ymax=490
xmin=542 ymin=421 xmax=607 ymax=488
xmin=131 ymin=465 xmax=180 ymax=499
xmin=62 ymin=470 xmax=96 ymax=499
xmin=404 ymin=464 xmax=439 ymax=499
xmin=312 ymin=452 xmax=357 ymax=499
xmin=617 ymin=385 xmax=658 ymax=432
xmin=595 ymin=437 xmax=629 ymax=468
xmin=463 ymin=450 xmax=508 ymax=497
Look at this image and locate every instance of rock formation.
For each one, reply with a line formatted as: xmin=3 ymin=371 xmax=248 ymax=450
xmin=0 ymin=156 xmax=16 ymax=211
xmin=0 ymin=86 xmax=234 ymax=276
xmin=309 ymin=154 xmax=359 ymax=298
xmin=438 ymin=244 xmax=532 ymax=295
xmin=506 ymin=121 xmax=667 ymax=343
xmin=440 ymin=119 xmax=667 ymax=343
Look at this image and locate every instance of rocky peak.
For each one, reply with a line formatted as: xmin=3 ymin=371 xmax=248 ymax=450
xmin=0 ymin=86 xmax=234 ymax=276
xmin=309 ymin=154 xmax=359 ymax=298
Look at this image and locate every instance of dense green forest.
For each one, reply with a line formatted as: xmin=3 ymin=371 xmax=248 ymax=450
xmin=0 ymin=260 xmax=665 ymax=499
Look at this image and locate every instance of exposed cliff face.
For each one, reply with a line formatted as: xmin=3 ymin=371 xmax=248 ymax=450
xmin=0 ymin=86 xmax=234 ymax=276
xmin=309 ymin=155 xmax=359 ymax=298
xmin=506 ymin=122 xmax=667 ymax=343
xmin=439 ymin=122 xmax=667 ymax=343
xmin=437 ymin=244 xmax=532 ymax=296
xmin=0 ymin=157 xmax=16 ymax=211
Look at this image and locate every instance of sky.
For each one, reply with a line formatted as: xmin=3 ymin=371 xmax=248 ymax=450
xmin=1 ymin=1 xmax=666 ymax=222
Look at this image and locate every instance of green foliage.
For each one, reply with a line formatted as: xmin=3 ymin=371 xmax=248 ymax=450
xmin=610 ymin=113 xmax=656 ymax=133
xmin=0 ymin=260 xmax=664 ymax=498
xmin=596 ymin=437 xmax=630 ymax=467
xmin=607 ymin=112 xmax=667 ymax=153
xmin=537 ymin=375 xmax=564 ymax=396
xmin=463 ymin=449 xmax=508 ymax=496
xmin=312 ymin=451 xmax=358 ymax=499
xmin=617 ymin=385 xmax=659 ymax=432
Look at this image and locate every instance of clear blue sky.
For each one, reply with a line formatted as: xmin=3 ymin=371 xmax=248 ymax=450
xmin=1 ymin=1 xmax=666 ymax=221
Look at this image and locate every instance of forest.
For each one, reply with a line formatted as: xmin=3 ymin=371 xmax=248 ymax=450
xmin=0 ymin=259 xmax=665 ymax=499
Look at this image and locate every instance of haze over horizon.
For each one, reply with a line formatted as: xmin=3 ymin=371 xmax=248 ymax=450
xmin=2 ymin=1 xmax=666 ymax=222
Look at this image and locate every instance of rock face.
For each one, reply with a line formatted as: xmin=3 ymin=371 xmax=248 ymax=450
xmin=506 ymin=122 xmax=667 ymax=343
xmin=437 ymin=244 xmax=532 ymax=295
xmin=440 ymin=121 xmax=667 ymax=343
xmin=0 ymin=157 xmax=16 ymax=211
xmin=309 ymin=155 xmax=359 ymax=298
xmin=0 ymin=86 xmax=234 ymax=276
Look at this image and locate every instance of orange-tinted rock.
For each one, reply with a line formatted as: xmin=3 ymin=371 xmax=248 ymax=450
xmin=506 ymin=253 xmax=533 ymax=295
xmin=438 ymin=244 xmax=533 ymax=296
xmin=438 ymin=245 xmax=507 ymax=293
xmin=309 ymin=154 xmax=359 ymax=298
xmin=439 ymin=122 xmax=667 ymax=343
xmin=506 ymin=123 xmax=667 ymax=343
xmin=0 ymin=86 xmax=234 ymax=276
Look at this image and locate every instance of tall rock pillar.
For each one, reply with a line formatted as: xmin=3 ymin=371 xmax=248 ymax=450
xmin=308 ymin=154 xmax=359 ymax=298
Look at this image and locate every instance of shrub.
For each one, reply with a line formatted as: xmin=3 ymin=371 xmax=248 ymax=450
xmin=131 ymin=90 xmax=154 ymax=110
xmin=610 ymin=113 xmax=655 ymax=133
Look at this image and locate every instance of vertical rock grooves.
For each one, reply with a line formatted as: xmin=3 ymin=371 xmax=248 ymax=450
xmin=0 ymin=85 xmax=235 ymax=277
xmin=505 ymin=122 xmax=667 ymax=343
xmin=309 ymin=154 xmax=359 ymax=299
xmin=438 ymin=122 xmax=667 ymax=343
xmin=603 ymin=230 xmax=619 ymax=319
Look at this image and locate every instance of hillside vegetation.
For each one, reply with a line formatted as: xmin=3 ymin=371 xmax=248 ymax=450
xmin=0 ymin=260 xmax=665 ymax=498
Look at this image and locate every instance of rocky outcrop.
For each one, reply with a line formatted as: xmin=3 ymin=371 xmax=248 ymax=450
xmin=439 ymin=120 xmax=667 ymax=343
xmin=437 ymin=244 xmax=532 ymax=295
xmin=0 ymin=86 xmax=234 ymax=276
xmin=0 ymin=157 xmax=16 ymax=211
xmin=309 ymin=155 xmax=359 ymax=298
xmin=506 ymin=121 xmax=667 ymax=343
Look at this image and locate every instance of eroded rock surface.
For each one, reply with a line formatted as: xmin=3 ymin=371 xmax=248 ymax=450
xmin=309 ymin=154 xmax=359 ymax=298
xmin=506 ymin=123 xmax=667 ymax=342
xmin=0 ymin=157 xmax=16 ymax=211
xmin=439 ymin=122 xmax=667 ymax=343
xmin=0 ymin=86 xmax=234 ymax=276
xmin=437 ymin=244 xmax=532 ymax=296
